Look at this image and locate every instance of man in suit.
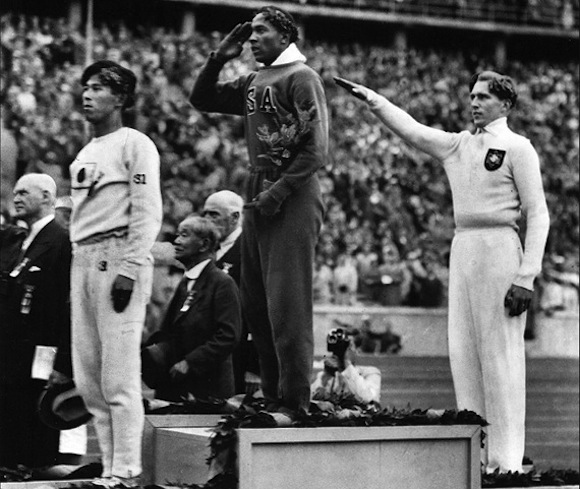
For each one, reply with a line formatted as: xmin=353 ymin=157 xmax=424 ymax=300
xmin=0 ymin=173 xmax=72 ymax=469
xmin=142 ymin=216 xmax=241 ymax=403
xmin=202 ymin=191 xmax=260 ymax=395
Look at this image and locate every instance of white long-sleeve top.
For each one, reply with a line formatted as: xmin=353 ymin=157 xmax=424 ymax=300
xmin=366 ymin=91 xmax=550 ymax=290
xmin=311 ymin=365 xmax=381 ymax=405
xmin=70 ymin=127 xmax=162 ymax=280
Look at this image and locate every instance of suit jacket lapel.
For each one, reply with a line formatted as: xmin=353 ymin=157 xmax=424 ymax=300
xmin=174 ymin=262 xmax=213 ymax=323
xmin=162 ymin=277 xmax=189 ymax=329
xmin=23 ymin=221 xmax=57 ymax=264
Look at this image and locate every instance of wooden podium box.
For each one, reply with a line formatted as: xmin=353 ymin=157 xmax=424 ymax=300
xmin=142 ymin=414 xmax=222 ymax=486
xmin=237 ymin=425 xmax=482 ymax=489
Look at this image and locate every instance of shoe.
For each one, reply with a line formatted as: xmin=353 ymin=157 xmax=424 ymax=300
xmin=267 ymin=412 xmax=294 ymax=427
xmin=91 ymin=475 xmax=141 ymax=488
xmin=91 ymin=477 xmax=114 ymax=488
xmin=259 ymin=405 xmax=298 ymax=427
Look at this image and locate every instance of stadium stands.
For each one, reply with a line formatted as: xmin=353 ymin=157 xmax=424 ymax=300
xmin=0 ymin=9 xmax=577 ymax=306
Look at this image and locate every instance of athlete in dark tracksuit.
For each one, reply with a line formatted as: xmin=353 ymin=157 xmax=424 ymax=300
xmin=190 ymin=7 xmax=328 ymax=413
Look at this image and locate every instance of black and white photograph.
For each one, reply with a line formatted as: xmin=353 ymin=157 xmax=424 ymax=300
xmin=0 ymin=1 xmax=578 ymax=488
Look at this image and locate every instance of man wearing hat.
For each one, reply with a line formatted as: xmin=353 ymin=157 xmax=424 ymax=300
xmin=0 ymin=173 xmax=72 ymax=469
xmin=69 ymin=60 xmax=162 ymax=488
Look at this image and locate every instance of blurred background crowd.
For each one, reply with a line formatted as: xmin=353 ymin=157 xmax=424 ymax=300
xmin=293 ymin=0 xmax=579 ymax=29
xmin=0 ymin=11 xmax=578 ymax=312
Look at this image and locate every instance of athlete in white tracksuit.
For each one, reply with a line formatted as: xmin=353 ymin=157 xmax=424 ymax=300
xmin=70 ymin=61 xmax=162 ymax=485
xmin=337 ymin=71 xmax=549 ymax=473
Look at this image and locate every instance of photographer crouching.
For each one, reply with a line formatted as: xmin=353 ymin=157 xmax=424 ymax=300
xmin=311 ymin=328 xmax=381 ymax=407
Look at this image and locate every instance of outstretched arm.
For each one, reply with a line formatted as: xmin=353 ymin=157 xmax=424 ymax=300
xmin=334 ymin=77 xmax=454 ymax=161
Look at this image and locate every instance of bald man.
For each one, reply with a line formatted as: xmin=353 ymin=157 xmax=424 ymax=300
xmin=202 ymin=191 xmax=261 ymax=394
xmin=0 ymin=173 xmax=73 ymax=469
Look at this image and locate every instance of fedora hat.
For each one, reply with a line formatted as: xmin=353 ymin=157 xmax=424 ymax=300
xmin=38 ymin=380 xmax=92 ymax=430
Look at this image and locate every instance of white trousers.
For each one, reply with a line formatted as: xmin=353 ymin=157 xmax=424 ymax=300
xmin=448 ymin=227 xmax=526 ymax=473
xmin=71 ymin=237 xmax=152 ymax=478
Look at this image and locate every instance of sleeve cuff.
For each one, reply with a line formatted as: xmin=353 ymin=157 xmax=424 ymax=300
xmin=365 ymin=89 xmax=382 ymax=108
xmin=119 ymin=264 xmax=138 ymax=281
xmin=208 ymin=51 xmax=228 ymax=66
xmin=268 ymin=180 xmax=293 ymax=203
xmin=513 ymin=274 xmax=536 ymax=291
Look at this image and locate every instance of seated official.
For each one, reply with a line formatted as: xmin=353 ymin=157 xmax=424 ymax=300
xmin=142 ymin=216 xmax=241 ymax=404
xmin=201 ymin=190 xmax=261 ymax=396
xmin=311 ymin=328 xmax=381 ymax=406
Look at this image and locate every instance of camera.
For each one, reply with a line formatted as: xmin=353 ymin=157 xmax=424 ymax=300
xmin=326 ymin=328 xmax=351 ymax=357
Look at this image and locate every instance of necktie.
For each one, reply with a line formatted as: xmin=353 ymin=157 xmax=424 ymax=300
xmin=177 ymin=277 xmax=189 ymax=301
xmin=180 ymin=278 xmax=196 ymax=312
xmin=16 ymin=227 xmax=31 ymax=263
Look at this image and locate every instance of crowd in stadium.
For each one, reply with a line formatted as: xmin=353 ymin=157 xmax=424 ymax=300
xmin=1 ymin=13 xmax=578 ymax=309
xmin=292 ymin=0 xmax=579 ymax=28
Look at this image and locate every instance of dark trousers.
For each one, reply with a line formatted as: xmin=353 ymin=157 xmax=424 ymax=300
xmin=240 ymin=176 xmax=323 ymax=412
xmin=232 ymin=323 xmax=260 ymax=394
xmin=0 ymin=380 xmax=60 ymax=468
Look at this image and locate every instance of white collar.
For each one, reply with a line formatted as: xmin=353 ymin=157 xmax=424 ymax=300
xmin=271 ymin=43 xmax=306 ymax=66
xmin=480 ymin=117 xmax=508 ymax=136
xmin=216 ymin=227 xmax=242 ymax=261
xmin=220 ymin=227 xmax=242 ymax=250
xmin=22 ymin=214 xmax=54 ymax=251
xmin=184 ymin=258 xmax=211 ymax=281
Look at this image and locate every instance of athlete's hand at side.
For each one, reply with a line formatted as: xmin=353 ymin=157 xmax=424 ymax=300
xmin=215 ymin=22 xmax=252 ymax=62
xmin=334 ymin=77 xmax=369 ymax=101
xmin=504 ymin=284 xmax=533 ymax=317
xmin=111 ymin=274 xmax=134 ymax=313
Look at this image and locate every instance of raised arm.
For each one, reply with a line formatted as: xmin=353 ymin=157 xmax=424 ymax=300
xmin=189 ymin=22 xmax=252 ymax=116
xmin=334 ymin=77 xmax=453 ymax=161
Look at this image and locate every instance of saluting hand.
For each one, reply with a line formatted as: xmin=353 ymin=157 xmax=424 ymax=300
xmin=215 ymin=22 xmax=252 ymax=62
xmin=504 ymin=284 xmax=533 ymax=317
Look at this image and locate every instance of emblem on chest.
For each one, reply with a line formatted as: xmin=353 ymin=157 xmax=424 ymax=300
xmin=484 ymin=148 xmax=506 ymax=171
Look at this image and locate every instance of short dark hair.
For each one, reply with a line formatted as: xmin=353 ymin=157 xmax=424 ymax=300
xmin=469 ymin=71 xmax=518 ymax=108
xmin=256 ymin=6 xmax=299 ymax=43
xmin=81 ymin=60 xmax=136 ymax=109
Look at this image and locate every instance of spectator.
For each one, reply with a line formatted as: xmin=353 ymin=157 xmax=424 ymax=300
xmin=0 ymin=14 xmax=577 ymax=309
xmin=201 ymin=190 xmax=261 ymax=396
xmin=313 ymin=255 xmax=334 ymax=304
xmin=142 ymin=216 xmax=241 ymax=404
xmin=0 ymin=174 xmax=72 ymax=471
xmin=333 ymin=253 xmax=359 ymax=305
xmin=405 ymin=250 xmax=445 ymax=307
xmin=311 ymin=328 xmax=381 ymax=406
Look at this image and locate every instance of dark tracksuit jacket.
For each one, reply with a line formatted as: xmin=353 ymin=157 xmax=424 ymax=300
xmin=190 ymin=50 xmax=328 ymax=411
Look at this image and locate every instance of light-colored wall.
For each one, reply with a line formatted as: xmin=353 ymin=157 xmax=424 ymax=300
xmin=313 ymin=305 xmax=579 ymax=358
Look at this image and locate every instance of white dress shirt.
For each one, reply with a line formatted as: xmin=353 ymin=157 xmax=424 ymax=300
xmin=184 ymin=258 xmax=212 ymax=291
xmin=21 ymin=214 xmax=55 ymax=253
xmin=216 ymin=227 xmax=242 ymax=262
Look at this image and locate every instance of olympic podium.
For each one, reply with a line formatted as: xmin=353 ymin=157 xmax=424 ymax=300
xmin=144 ymin=419 xmax=483 ymax=489
xmin=236 ymin=425 xmax=482 ymax=489
xmin=142 ymin=414 xmax=222 ymax=486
